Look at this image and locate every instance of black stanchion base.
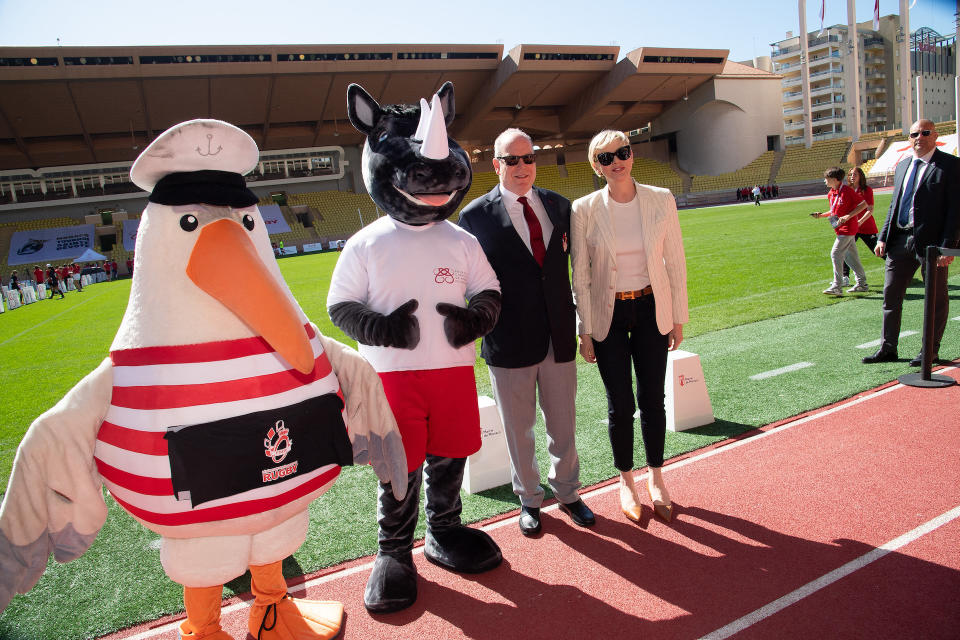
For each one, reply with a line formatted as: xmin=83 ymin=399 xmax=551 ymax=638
xmin=898 ymin=372 xmax=957 ymax=388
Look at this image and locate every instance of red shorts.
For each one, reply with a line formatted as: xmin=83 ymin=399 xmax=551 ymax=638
xmin=378 ymin=366 xmax=481 ymax=472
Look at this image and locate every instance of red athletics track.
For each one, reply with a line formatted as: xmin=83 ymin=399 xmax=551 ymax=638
xmin=102 ymin=366 xmax=960 ymax=640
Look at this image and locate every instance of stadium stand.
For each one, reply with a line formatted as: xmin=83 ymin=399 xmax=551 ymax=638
xmin=690 ymin=151 xmax=776 ymax=193
xmin=775 ymin=138 xmax=852 ymax=184
xmin=630 ymin=158 xmax=683 ymax=194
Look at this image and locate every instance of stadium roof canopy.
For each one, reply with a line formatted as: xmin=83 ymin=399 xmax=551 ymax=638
xmin=0 ymin=43 xmax=747 ymax=171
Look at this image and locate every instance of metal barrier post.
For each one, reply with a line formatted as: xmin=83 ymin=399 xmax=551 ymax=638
xmin=899 ymin=245 xmax=959 ymax=388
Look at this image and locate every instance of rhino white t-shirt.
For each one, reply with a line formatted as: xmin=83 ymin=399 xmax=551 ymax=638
xmin=327 ymin=216 xmax=500 ymax=373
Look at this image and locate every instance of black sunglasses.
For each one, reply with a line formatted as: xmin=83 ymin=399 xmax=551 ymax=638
xmin=496 ymin=154 xmax=536 ymax=166
xmin=908 ymin=130 xmax=932 ymax=139
xmin=595 ymin=145 xmax=632 ymax=166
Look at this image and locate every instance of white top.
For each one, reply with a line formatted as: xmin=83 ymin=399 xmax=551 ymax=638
xmin=327 ymin=216 xmax=500 ymax=372
xmin=609 ymin=193 xmax=650 ymax=291
xmin=500 ymin=186 xmax=555 ymax=256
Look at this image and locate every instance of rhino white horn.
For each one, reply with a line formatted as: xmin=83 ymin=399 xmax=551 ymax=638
xmin=420 ymin=93 xmax=449 ymax=160
xmin=413 ymin=98 xmax=431 ymax=142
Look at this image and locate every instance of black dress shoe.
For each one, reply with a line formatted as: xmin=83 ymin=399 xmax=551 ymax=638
xmin=558 ymin=498 xmax=595 ymax=527
xmin=909 ymin=353 xmax=939 ymax=367
xmin=862 ymin=348 xmax=897 ymax=364
xmin=518 ymin=506 xmax=541 ymax=536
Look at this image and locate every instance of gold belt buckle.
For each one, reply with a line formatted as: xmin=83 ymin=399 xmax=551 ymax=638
xmin=621 ymin=290 xmax=636 ymax=300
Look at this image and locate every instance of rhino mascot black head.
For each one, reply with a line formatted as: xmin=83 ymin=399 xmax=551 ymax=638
xmin=346 ymin=81 xmax=472 ymax=225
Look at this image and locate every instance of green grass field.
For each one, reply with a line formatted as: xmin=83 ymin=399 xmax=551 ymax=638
xmin=1 ymin=192 xmax=958 ymax=639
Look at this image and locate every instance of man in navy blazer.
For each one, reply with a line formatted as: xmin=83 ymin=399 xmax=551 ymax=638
xmin=863 ymin=119 xmax=960 ymax=365
xmin=459 ymin=128 xmax=593 ymax=536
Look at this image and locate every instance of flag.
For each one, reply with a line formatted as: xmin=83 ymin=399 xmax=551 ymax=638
xmin=873 ymin=0 xmax=880 ymax=30
xmin=818 ymin=0 xmax=825 ymax=35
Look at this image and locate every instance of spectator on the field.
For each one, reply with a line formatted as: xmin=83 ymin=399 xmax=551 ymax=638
xmin=127 ymin=256 xmax=134 ymax=277
xmin=71 ymin=263 xmax=84 ymax=291
xmin=32 ymin=265 xmax=44 ymax=287
xmin=752 ymin=185 xmax=761 ymax=206
xmin=8 ymin=270 xmax=22 ymax=294
xmin=46 ymin=264 xmax=65 ymax=299
xmin=572 ymin=129 xmax=688 ymax=525
xmin=811 ymin=166 xmax=868 ymax=296
xmin=842 ymin=166 xmax=879 ymax=284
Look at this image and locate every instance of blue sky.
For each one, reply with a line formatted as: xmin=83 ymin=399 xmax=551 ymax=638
xmin=0 ymin=0 xmax=955 ymax=63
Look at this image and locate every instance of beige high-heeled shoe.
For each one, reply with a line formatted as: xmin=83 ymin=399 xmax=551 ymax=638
xmin=647 ymin=483 xmax=674 ymax=523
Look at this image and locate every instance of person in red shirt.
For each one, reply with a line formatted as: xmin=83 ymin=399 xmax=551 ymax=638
xmin=811 ymin=166 xmax=868 ymax=295
xmin=102 ymin=261 xmax=111 ymax=281
xmin=32 ymin=266 xmax=43 ymax=288
xmin=71 ymin=262 xmax=84 ymax=291
xmin=842 ymin=166 xmax=880 ymax=284
xmin=126 ymin=256 xmax=134 ymax=278
xmin=110 ymin=260 xmax=119 ymax=280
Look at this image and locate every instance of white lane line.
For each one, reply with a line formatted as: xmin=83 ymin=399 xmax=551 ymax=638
xmin=749 ymin=362 xmax=814 ymax=381
xmin=120 ymin=368 xmax=959 ymax=640
xmin=699 ymin=504 xmax=960 ymax=640
xmin=0 ymin=288 xmax=109 ymax=347
xmin=953 ymin=316 xmax=960 ymax=322
xmin=855 ymin=331 xmax=918 ymax=349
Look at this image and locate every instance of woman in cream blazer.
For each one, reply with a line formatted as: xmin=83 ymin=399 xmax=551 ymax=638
xmin=571 ymin=129 xmax=688 ymax=524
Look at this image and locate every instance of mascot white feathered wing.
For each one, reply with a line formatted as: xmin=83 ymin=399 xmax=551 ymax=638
xmin=0 ymin=119 xmax=406 ymax=640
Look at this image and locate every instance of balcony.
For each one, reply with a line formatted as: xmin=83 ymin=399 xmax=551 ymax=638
xmin=866 ymin=100 xmax=886 ymax=109
xmin=864 ymin=55 xmax=885 ymax=66
xmin=863 ymin=37 xmax=885 ymax=50
xmin=810 ymin=66 xmax=843 ymax=79
xmin=810 ymin=84 xmax=843 ymax=98
xmin=784 ymin=119 xmax=806 ymax=131
xmin=783 ymin=90 xmax=803 ymax=99
xmin=812 ymin=113 xmax=844 ymax=124
xmin=866 ymin=85 xmax=886 ymax=94
xmin=866 ymin=113 xmax=887 ymax=123
xmin=782 ymin=76 xmax=803 ymax=87
xmin=809 ymin=51 xmax=842 ymax=67
xmin=783 ymin=105 xmax=805 ymax=115
xmin=865 ymin=70 xmax=886 ymax=79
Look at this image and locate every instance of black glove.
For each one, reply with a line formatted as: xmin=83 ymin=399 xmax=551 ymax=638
xmin=435 ymin=289 xmax=502 ymax=348
xmin=328 ymin=299 xmax=420 ymax=349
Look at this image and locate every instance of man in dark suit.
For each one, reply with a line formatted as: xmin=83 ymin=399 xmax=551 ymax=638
xmin=459 ymin=128 xmax=594 ymax=536
xmin=863 ymin=119 xmax=960 ymax=366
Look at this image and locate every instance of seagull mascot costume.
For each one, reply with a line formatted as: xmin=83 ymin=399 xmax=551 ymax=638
xmin=0 ymin=119 xmax=406 ymax=640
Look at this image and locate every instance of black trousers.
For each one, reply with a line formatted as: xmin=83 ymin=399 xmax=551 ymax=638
xmin=880 ymin=230 xmax=949 ymax=355
xmin=592 ymin=296 xmax=669 ymax=471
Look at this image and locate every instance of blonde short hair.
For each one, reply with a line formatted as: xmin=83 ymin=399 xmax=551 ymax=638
xmin=588 ymin=129 xmax=630 ymax=177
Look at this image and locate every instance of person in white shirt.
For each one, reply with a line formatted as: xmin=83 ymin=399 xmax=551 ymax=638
xmin=571 ymin=129 xmax=689 ymax=525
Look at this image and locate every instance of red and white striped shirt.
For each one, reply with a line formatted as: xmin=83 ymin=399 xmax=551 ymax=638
xmin=94 ymin=323 xmax=344 ymax=531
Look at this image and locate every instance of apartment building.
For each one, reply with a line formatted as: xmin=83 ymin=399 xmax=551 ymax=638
xmin=771 ymin=14 xmax=955 ymax=145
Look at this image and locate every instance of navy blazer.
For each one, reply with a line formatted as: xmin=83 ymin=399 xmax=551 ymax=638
xmin=458 ymin=185 xmax=576 ymax=367
xmin=880 ymin=148 xmax=960 ymax=256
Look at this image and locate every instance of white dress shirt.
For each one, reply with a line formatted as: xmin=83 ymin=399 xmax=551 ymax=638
xmin=500 ymin=186 xmax=554 ymax=256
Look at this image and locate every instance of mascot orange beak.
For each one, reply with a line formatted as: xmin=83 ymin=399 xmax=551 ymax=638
xmin=186 ymin=218 xmax=315 ymax=374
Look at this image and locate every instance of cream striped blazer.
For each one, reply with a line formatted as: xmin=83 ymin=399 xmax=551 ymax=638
xmin=571 ymin=181 xmax=688 ymax=341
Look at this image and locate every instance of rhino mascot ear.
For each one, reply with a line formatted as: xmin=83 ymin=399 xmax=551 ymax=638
xmin=436 ymin=81 xmax=455 ymax=128
xmin=347 ymin=84 xmax=382 ymax=137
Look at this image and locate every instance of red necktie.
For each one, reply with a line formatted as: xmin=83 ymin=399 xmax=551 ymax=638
xmin=517 ymin=196 xmax=546 ymax=266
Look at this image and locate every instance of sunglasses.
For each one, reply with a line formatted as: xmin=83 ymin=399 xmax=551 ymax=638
xmin=595 ymin=145 xmax=632 ymax=166
xmin=908 ymin=130 xmax=932 ymax=139
xmin=496 ymin=154 xmax=536 ymax=166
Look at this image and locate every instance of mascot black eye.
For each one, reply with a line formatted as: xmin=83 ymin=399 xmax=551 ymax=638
xmin=179 ymin=215 xmax=199 ymax=232
xmin=242 ymin=214 xmax=255 ymax=231
xmin=378 ymin=131 xmax=389 ymax=143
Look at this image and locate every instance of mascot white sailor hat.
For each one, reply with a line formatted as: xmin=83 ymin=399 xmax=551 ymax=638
xmin=130 ymin=119 xmax=259 ymax=207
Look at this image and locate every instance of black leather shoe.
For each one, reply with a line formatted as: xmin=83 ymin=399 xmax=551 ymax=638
xmin=518 ymin=506 xmax=541 ymax=536
xmin=862 ymin=348 xmax=897 ymax=364
xmin=909 ymin=353 xmax=939 ymax=367
xmin=558 ymin=499 xmax=595 ymax=527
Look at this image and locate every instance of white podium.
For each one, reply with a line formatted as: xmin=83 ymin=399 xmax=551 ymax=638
xmin=665 ymin=349 xmax=714 ymax=432
xmin=5 ymin=290 xmax=20 ymax=310
xmin=462 ymin=395 xmax=513 ymax=494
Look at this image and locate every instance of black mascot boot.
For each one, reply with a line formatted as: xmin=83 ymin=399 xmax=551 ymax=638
xmin=364 ymin=468 xmax=422 ymax=613
xmin=422 ymin=455 xmax=502 ymax=573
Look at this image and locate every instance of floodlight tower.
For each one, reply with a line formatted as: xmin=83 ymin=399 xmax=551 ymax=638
xmin=798 ymin=0 xmax=814 ymax=148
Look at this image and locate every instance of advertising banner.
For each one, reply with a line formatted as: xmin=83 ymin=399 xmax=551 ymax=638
xmin=259 ymin=204 xmax=292 ymax=234
xmin=122 ymin=218 xmax=140 ymax=252
xmin=7 ymin=224 xmax=96 ymax=266
xmin=869 ymin=133 xmax=957 ymax=177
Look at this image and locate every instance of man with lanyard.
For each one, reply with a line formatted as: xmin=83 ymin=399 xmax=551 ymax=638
xmin=862 ymin=119 xmax=960 ymax=366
